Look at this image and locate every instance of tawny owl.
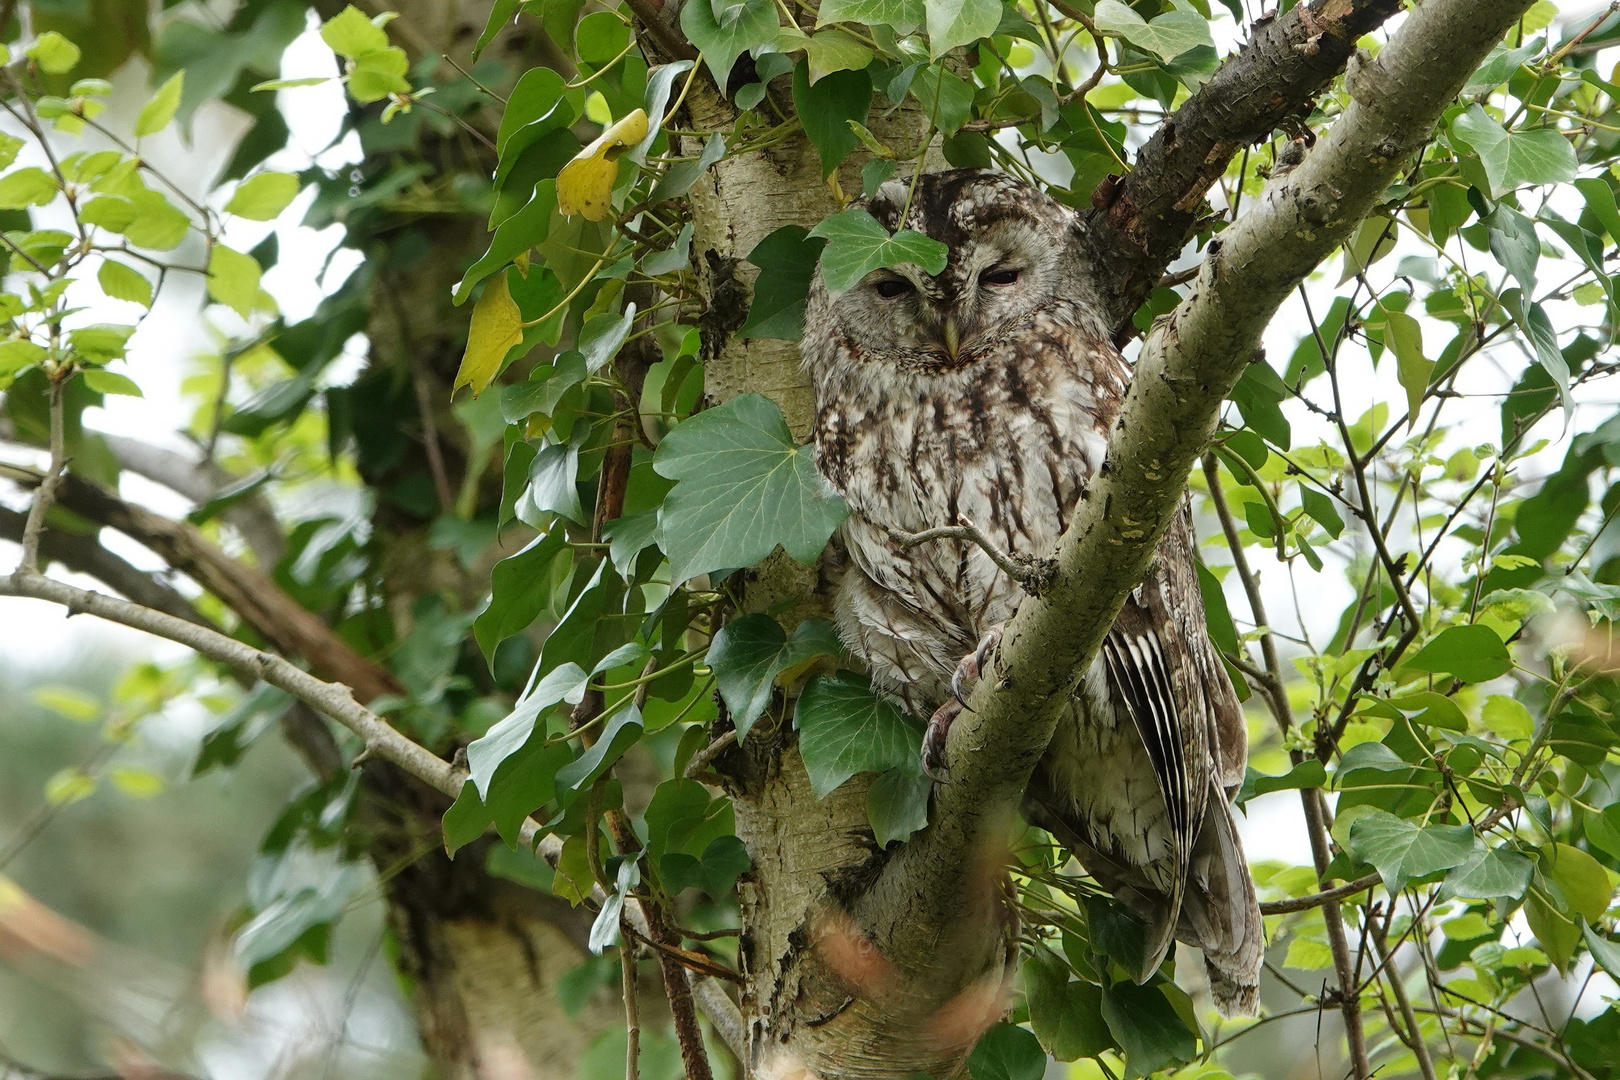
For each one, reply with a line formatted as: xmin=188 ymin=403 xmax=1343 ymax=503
xmin=801 ymin=169 xmax=1264 ymax=1016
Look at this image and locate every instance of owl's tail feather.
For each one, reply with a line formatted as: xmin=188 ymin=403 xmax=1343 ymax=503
xmin=1177 ymin=784 xmax=1263 ymax=1017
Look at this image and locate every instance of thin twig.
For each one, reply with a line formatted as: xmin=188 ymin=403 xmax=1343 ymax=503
xmin=684 ymin=729 xmax=736 ymax=779
xmin=891 ymin=514 xmax=1057 ymax=595
xmin=1259 ymin=873 xmax=1383 ymax=916
xmin=622 ymin=934 xmax=641 ymax=1080
xmin=19 ymin=377 xmax=67 ymax=576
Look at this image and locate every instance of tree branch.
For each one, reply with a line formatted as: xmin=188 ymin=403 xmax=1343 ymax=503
xmin=99 ymin=433 xmax=285 ymax=566
xmin=1079 ymin=0 xmax=1406 ymax=334
xmin=852 ymin=0 xmax=1536 ymax=996
xmin=1259 ymin=873 xmax=1381 ymax=916
xmin=0 ymin=465 xmax=402 ymax=704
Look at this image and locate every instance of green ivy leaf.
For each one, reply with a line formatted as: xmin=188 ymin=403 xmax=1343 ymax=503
xmin=1024 ymin=949 xmax=1115 ymax=1062
xmin=1235 ymin=759 xmax=1326 ymax=809
xmin=1574 ymin=176 xmax=1620 ymax=243
xmin=1405 ymin=624 xmax=1512 ymax=683
xmin=473 ymin=0 xmax=521 ymax=60
xmin=467 ymin=662 xmax=590 ymax=797
xmin=226 ymin=172 xmax=301 ymax=220
xmin=1449 ymin=104 xmax=1577 ymax=198
xmin=865 ymin=768 xmax=931 ymax=846
xmin=778 ymin=27 xmax=873 ymax=84
xmin=652 ymin=393 xmax=849 ymax=582
xmin=519 ymin=441 xmax=586 ymax=526
xmin=1228 ymin=359 xmax=1291 ymax=449
xmin=680 ymin=0 xmax=780 ymax=89
xmin=554 ymin=705 xmax=645 ymax=792
xmin=473 ymin=530 xmax=568 ymax=666
xmin=1093 ymin=1 xmax=1213 ymax=61
xmin=957 ymin=1027 xmax=1043 ymax=1080
xmin=97 ymin=259 xmax=153 ymax=308
xmin=1486 ymin=203 xmax=1538 ymax=293
xmin=1582 ymin=920 xmax=1620 ymax=981
xmin=347 ymin=46 xmax=411 ymax=103
xmin=1444 ymin=843 xmax=1533 ymax=902
xmin=320 ymin=5 xmax=391 ymax=57
xmin=926 ymin=0 xmax=1000 ymax=61
xmin=662 ymin=834 xmax=752 ymax=895
xmin=1502 ymin=289 xmax=1571 ymax=419
xmin=706 ymin=613 xmax=843 ymax=740
xmin=1099 ymin=981 xmax=1198 ymax=1079
xmin=119 ymin=190 xmax=192 ymax=250
xmin=740 ymin=225 xmax=827 ymax=341
xmin=910 ymin=64 xmax=975 ymax=136
xmin=809 ymin=208 xmax=948 ymax=293
xmin=578 ymin=305 xmax=635 ymax=373
xmin=817 ymin=0 xmax=923 ymax=35
xmin=135 ymin=71 xmax=184 ymax=137
xmin=27 ymin=31 xmax=80 ymax=74
xmin=207 ymin=244 xmax=263 ymax=319
xmin=793 ymin=670 xmax=920 ymax=798
xmin=793 ymin=62 xmax=872 ymax=177
xmin=1299 ymin=486 xmax=1344 ymax=539
xmin=1346 ymin=808 xmax=1477 ymax=893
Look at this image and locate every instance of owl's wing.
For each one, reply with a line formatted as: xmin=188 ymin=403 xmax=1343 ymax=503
xmin=1099 ymin=599 xmax=1207 ymax=897
xmin=1162 ymin=503 xmax=1249 ymax=791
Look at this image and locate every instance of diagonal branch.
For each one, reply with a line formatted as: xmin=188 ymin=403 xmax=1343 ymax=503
xmin=1078 ymin=0 xmax=1404 ymax=334
xmin=0 ymin=464 xmax=402 ymax=703
xmin=854 ymin=0 xmax=1536 ymax=989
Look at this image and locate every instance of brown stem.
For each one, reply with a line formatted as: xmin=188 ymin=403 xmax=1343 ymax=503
xmin=623 ymin=935 xmax=642 ymax=1080
xmin=0 ymin=466 xmax=403 ymax=703
xmin=1259 ymin=873 xmax=1381 ymax=916
xmin=1202 ymin=452 xmax=1291 ymax=731
xmin=1302 ymin=786 xmax=1372 ymax=1079
xmin=1372 ymin=918 xmax=1439 ymax=1080
xmin=624 ymin=0 xmax=699 ymax=63
xmin=18 ymin=377 xmax=66 ymax=575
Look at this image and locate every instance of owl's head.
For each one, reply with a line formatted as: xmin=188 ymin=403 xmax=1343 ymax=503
xmin=801 ymin=169 xmax=1103 ymax=380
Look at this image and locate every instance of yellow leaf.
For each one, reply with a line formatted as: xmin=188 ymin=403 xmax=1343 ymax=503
xmin=454 ymin=271 xmax=524 ymax=397
xmin=556 ymin=108 xmax=649 ymax=221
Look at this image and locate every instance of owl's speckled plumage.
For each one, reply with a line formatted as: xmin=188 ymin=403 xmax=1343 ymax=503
xmin=802 ymin=169 xmax=1263 ymax=1015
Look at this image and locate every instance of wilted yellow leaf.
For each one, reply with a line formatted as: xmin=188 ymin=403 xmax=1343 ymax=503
xmin=557 ymin=108 xmax=649 ymax=221
xmin=454 ymin=271 xmax=524 ymax=397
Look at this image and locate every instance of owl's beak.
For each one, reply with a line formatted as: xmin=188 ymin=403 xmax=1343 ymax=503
xmin=941 ymin=317 xmax=961 ymax=360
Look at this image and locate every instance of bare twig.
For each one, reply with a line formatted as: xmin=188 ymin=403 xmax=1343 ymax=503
xmin=1259 ymin=873 xmax=1383 ymax=916
xmin=891 ymin=515 xmax=1058 ymax=596
xmin=684 ymin=729 xmax=737 ymax=779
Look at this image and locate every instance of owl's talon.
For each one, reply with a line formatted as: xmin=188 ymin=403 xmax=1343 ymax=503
xmin=922 ymin=698 xmax=961 ymax=781
xmin=951 ymin=625 xmax=1004 ymax=705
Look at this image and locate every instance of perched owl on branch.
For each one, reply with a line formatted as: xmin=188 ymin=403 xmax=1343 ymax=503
xmin=801 ymin=169 xmax=1264 ymax=1016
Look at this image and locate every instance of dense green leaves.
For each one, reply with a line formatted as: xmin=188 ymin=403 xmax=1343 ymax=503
xmin=652 ymin=393 xmax=849 ymax=581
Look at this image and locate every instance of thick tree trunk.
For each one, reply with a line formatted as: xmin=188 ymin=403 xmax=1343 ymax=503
xmin=683 ymin=76 xmax=995 ymax=1077
xmin=383 ymin=838 xmax=622 ymax=1080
